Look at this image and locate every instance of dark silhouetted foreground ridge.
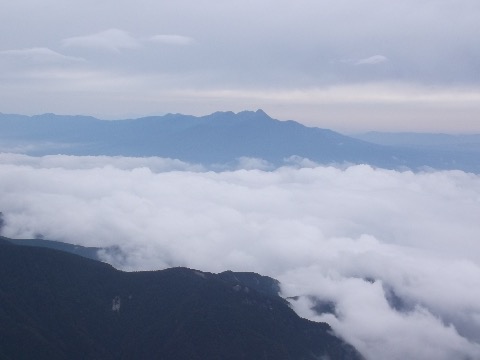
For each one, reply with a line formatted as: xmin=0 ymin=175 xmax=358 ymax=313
xmin=0 ymin=238 xmax=363 ymax=360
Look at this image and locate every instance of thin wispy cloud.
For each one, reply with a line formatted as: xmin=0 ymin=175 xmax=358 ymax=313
xmin=62 ymin=28 xmax=141 ymax=52
xmin=62 ymin=28 xmax=196 ymax=52
xmin=355 ymin=55 xmax=388 ymax=65
xmin=0 ymin=47 xmax=85 ymax=63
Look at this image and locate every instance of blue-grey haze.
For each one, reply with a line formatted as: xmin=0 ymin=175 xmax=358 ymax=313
xmin=1 ymin=110 xmax=479 ymax=173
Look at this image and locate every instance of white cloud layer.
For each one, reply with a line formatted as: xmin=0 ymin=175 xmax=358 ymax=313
xmin=1 ymin=153 xmax=480 ymax=359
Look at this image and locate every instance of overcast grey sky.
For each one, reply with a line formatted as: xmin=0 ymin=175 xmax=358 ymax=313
xmin=1 ymin=0 xmax=480 ymax=132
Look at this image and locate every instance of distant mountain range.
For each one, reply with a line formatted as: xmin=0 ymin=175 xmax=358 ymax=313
xmin=1 ymin=110 xmax=479 ymax=172
xmin=353 ymin=131 xmax=480 ymax=153
xmin=0 ymin=237 xmax=363 ymax=359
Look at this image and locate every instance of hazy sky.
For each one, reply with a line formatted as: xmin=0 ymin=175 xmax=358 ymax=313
xmin=1 ymin=0 xmax=480 ymax=133
xmin=2 ymin=154 xmax=480 ymax=359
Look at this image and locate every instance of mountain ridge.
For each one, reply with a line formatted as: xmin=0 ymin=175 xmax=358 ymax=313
xmin=1 ymin=110 xmax=479 ymax=172
xmin=0 ymin=239 xmax=363 ymax=359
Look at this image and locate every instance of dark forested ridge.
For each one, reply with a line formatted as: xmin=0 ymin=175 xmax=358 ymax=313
xmin=1 ymin=110 xmax=478 ymax=172
xmin=0 ymin=239 xmax=363 ymax=360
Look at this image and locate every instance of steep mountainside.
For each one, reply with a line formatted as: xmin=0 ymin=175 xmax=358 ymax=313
xmin=0 ymin=240 xmax=363 ymax=360
xmin=1 ymin=110 xmax=477 ymax=172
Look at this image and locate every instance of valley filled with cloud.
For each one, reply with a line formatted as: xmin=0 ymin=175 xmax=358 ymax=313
xmin=1 ymin=153 xmax=479 ymax=360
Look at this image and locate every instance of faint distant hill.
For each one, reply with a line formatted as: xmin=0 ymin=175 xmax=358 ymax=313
xmin=0 ymin=239 xmax=363 ymax=360
xmin=352 ymin=131 xmax=480 ymax=172
xmin=354 ymin=131 xmax=480 ymax=152
xmin=1 ymin=110 xmax=478 ymax=172
xmin=2 ymin=236 xmax=102 ymax=261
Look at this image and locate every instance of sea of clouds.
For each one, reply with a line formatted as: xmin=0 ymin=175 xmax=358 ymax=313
xmin=1 ymin=153 xmax=480 ymax=360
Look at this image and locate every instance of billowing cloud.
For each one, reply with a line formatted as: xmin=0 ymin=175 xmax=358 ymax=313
xmin=231 ymin=156 xmax=274 ymax=171
xmin=62 ymin=28 xmax=140 ymax=52
xmin=0 ymin=153 xmax=204 ymax=172
xmin=1 ymin=153 xmax=480 ymax=359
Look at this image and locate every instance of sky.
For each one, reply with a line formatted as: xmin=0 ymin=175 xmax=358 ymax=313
xmin=1 ymin=0 xmax=480 ymax=133
xmin=1 ymin=153 xmax=480 ymax=359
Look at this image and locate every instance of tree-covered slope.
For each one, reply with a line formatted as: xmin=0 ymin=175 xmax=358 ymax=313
xmin=0 ymin=242 xmax=363 ymax=360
